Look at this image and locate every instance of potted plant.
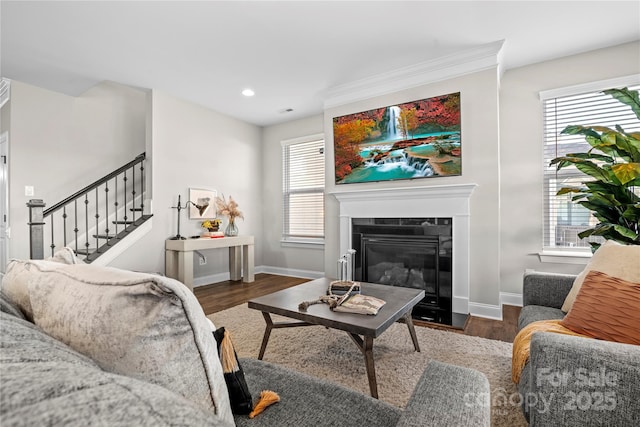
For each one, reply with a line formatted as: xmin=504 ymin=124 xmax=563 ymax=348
xmin=550 ymin=87 xmax=640 ymax=250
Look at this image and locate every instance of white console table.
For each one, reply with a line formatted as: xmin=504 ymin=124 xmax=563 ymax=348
xmin=165 ymin=235 xmax=255 ymax=292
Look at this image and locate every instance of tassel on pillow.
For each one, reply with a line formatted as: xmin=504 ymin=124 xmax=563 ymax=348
xmin=249 ymin=390 xmax=281 ymax=418
xmin=213 ymin=327 xmax=281 ymax=417
xmin=213 ymin=328 xmax=253 ymax=414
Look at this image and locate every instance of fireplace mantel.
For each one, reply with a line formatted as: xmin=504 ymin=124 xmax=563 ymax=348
xmin=331 ymin=183 xmax=477 ymax=315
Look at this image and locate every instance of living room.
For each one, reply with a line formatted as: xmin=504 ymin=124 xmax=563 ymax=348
xmin=2 ymin=1 xmax=638 ymax=319
xmin=1 ymin=2 xmax=639 ymax=426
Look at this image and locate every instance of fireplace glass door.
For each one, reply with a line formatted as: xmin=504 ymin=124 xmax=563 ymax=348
xmin=363 ymin=236 xmax=439 ymax=306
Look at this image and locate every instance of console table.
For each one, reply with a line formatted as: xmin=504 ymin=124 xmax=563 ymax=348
xmin=165 ymin=235 xmax=255 ymax=291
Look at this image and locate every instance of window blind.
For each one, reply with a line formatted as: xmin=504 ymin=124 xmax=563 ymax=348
xmin=542 ymin=83 xmax=640 ymax=251
xmin=282 ymin=136 xmax=325 ymax=242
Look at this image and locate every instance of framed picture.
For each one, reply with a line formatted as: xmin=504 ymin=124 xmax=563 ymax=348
xmin=333 ymin=92 xmax=461 ymax=184
xmin=188 ymin=188 xmax=216 ymax=219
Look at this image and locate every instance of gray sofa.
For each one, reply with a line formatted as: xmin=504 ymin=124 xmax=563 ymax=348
xmin=1 ymin=290 xmax=490 ymax=426
xmin=518 ymin=272 xmax=640 ymax=426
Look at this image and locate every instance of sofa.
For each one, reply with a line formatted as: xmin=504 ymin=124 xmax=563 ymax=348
xmin=0 ymin=255 xmax=491 ymax=427
xmin=517 ymin=271 xmax=640 ymax=426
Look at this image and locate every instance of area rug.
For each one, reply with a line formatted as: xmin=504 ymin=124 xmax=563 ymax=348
xmin=209 ymin=304 xmax=528 ymax=427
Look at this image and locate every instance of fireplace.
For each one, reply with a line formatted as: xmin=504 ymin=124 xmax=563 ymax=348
xmin=332 ymin=184 xmax=476 ymax=329
xmin=352 ymin=218 xmax=455 ymax=325
xmin=331 ymin=184 xmax=476 ymax=327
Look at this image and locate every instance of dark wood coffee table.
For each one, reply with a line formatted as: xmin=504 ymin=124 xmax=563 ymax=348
xmin=247 ymin=277 xmax=425 ymax=398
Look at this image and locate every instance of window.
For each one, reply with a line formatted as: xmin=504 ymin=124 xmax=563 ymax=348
xmin=541 ymin=77 xmax=640 ymax=253
xmin=282 ymin=134 xmax=325 ymax=244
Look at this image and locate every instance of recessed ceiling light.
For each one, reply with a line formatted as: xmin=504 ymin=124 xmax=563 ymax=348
xmin=242 ymin=88 xmax=255 ymax=97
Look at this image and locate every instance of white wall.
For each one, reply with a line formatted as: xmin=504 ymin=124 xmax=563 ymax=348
xmin=324 ymin=68 xmax=502 ymax=307
xmin=7 ymin=80 xmax=146 ymax=260
xmin=6 ymin=41 xmax=638 ymax=307
xmin=261 ymin=114 xmax=324 ymax=276
xmin=499 ymin=41 xmax=640 ymax=295
xmin=109 ymin=90 xmax=264 ymax=279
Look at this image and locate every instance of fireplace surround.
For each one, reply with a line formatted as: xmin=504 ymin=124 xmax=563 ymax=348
xmin=331 ymin=184 xmax=476 ymax=328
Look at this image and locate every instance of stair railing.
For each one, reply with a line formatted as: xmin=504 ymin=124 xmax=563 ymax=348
xmin=27 ymin=153 xmax=147 ymax=262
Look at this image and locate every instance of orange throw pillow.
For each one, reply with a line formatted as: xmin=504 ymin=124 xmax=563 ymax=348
xmin=560 ymin=270 xmax=640 ymax=345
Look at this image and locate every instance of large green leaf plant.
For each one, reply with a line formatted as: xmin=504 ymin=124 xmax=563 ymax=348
xmin=550 ymin=87 xmax=640 ymax=251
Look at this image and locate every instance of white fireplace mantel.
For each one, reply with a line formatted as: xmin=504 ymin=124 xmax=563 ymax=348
xmin=330 ymin=183 xmax=477 ymax=315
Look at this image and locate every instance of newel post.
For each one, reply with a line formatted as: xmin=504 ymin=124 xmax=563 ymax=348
xmin=27 ymin=199 xmax=46 ymax=260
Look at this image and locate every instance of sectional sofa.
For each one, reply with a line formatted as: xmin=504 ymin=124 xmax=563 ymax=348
xmin=517 ymin=257 xmax=640 ymax=426
xmin=0 ymin=254 xmax=491 ymax=426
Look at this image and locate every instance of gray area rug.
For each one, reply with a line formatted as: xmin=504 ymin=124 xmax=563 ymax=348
xmin=209 ymin=304 xmax=527 ymax=427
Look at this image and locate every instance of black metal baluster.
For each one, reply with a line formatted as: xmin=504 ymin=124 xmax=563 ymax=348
xmin=95 ymin=188 xmax=100 ymax=253
xmin=114 ymin=175 xmax=119 ymax=237
xmin=104 ymin=180 xmax=110 ymax=244
xmin=139 ymin=159 xmax=144 ymax=215
xmin=123 ymin=170 xmax=128 ymax=228
xmin=49 ymin=215 xmax=55 ymax=257
xmin=62 ymin=206 xmax=68 ymax=247
xmin=131 ymin=164 xmax=136 ymax=222
xmin=74 ymin=200 xmax=79 ymax=255
xmin=84 ymin=194 xmax=90 ymax=258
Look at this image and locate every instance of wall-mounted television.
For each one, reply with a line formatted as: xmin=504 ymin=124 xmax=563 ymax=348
xmin=333 ymin=92 xmax=461 ymax=184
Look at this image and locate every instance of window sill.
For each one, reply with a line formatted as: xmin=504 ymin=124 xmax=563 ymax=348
xmin=281 ymin=238 xmax=325 ymax=249
xmin=538 ymin=250 xmax=592 ymax=265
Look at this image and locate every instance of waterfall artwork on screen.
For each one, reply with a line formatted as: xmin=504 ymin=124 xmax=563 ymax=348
xmin=333 ymin=92 xmax=461 ymax=185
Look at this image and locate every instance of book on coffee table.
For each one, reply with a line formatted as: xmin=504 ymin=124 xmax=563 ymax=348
xmin=334 ymin=294 xmax=386 ymax=315
xmin=327 ymin=281 xmax=361 ymax=296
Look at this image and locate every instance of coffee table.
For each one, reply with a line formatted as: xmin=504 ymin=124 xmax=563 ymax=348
xmin=247 ymin=277 xmax=425 ymax=398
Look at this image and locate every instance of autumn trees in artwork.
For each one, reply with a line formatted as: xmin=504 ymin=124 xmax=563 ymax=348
xmin=397 ymin=108 xmax=418 ymax=140
xmin=397 ymin=93 xmax=460 ymax=138
xmin=333 ymin=92 xmax=461 ymax=182
xmin=333 ymin=118 xmax=377 ymax=181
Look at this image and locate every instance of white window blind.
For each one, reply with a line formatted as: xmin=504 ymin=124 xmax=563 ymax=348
xmin=282 ymin=135 xmax=325 ymax=243
xmin=542 ymin=81 xmax=640 ymax=252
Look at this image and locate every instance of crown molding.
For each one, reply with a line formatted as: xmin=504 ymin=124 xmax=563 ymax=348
xmin=324 ymin=40 xmax=505 ymax=109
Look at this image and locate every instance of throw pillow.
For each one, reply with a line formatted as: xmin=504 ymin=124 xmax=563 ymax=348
xmin=561 ymin=240 xmax=640 ymax=312
xmin=15 ymin=260 xmax=234 ymax=425
xmin=213 ymin=327 xmax=253 ymax=415
xmin=1 ymin=248 xmax=81 ymax=320
xmin=560 ymin=270 xmax=640 ymax=345
xmin=46 ymin=246 xmax=82 ymax=264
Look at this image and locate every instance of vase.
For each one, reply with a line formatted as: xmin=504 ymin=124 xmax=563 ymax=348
xmin=225 ymin=218 xmax=239 ymax=237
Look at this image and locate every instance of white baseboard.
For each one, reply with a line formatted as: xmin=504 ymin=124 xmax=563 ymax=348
xmin=466 ymin=292 xmax=523 ymax=321
xmin=192 ymin=265 xmax=324 ymax=288
xmin=468 ymin=302 xmax=503 ymax=320
xmin=193 ymin=272 xmax=232 ymax=287
xmin=500 ymin=291 xmax=523 ymax=307
xmin=259 ymin=266 xmax=324 ymax=280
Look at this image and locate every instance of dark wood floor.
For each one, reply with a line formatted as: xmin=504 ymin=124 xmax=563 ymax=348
xmin=194 ymin=273 xmax=521 ymax=343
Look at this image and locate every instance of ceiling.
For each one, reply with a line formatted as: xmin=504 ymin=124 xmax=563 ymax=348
xmin=2 ymin=1 xmax=639 ymax=127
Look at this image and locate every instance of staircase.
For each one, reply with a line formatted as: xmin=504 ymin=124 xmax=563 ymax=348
xmin=27 ymin=153 xmax=152 ymax=263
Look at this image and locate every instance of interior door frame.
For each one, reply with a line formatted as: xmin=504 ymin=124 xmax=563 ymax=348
xmin=0 ymin=131 xmax=8 ymax=276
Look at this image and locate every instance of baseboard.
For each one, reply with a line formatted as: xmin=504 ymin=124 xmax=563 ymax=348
xmin=500 ymin=291 xmax=523 ymax=307
xmin=468 ymin=302 xmax=503 ymax=321
xmin=192 ymin=265 xmax=324 ymax=288
xmin=193 ymin=272 xmax=231 ymax=287
xmin=259 ymin=266 xmax=324 ymax=280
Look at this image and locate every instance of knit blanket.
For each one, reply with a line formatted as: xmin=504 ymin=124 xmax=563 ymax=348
xmin=511 ymin=319 xmax=586 ymax=384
